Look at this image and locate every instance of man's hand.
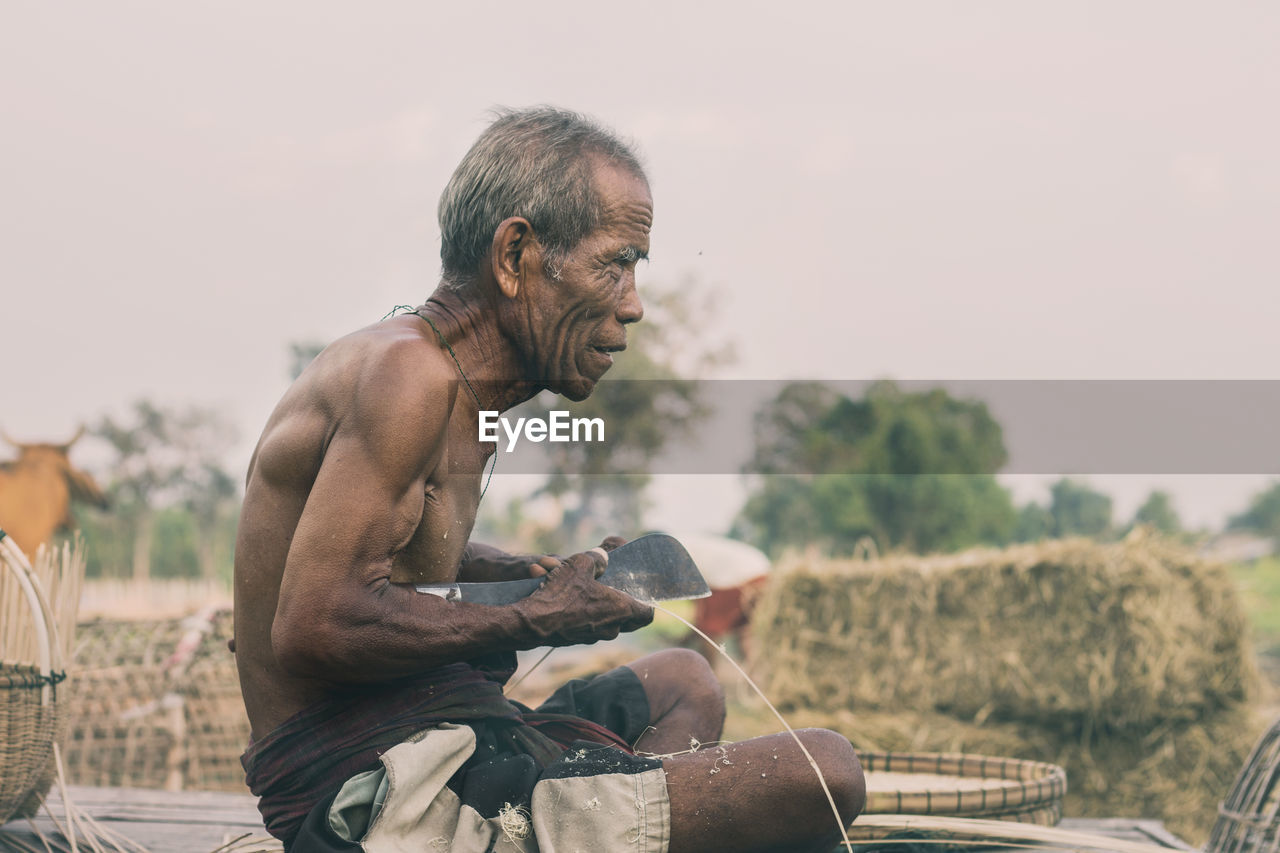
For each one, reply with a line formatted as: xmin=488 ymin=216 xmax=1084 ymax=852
xmin=513 ymin=548 xmax=653 ymax=646
xmin=525 ymin=535 xmax=627 ymax=579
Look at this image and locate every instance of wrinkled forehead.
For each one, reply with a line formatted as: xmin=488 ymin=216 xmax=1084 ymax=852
xmin=591 ymin=161 xmax=654 ymax=235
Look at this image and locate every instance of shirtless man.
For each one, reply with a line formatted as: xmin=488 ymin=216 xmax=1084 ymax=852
xmin=234 ymin=107 xmax=864 ymax=852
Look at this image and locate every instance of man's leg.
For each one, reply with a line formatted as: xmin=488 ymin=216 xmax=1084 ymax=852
xmin=626 ymin=648 xmax=726 ymax=754
xmin=664 ymin=729 xmax=865 ymax=853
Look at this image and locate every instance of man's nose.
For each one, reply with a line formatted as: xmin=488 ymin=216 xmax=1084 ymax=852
xmin=618 ymin=277 xmax=644 ymax=325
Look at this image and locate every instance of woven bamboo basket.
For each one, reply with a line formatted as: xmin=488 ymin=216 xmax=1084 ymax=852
xmin=0 ymin=530 xmax=66 ymax=824
xmin=859 ymin=751 xmax=1067 ymax=824
xmin=1206 ymin=714 xmax=1280 ymax=853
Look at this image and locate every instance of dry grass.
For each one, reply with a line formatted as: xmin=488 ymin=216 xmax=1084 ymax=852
xmin=741 ymin=533 xmax=1268 ymax=846
xmin=751 ymin=532 xmax=1257 ymax=729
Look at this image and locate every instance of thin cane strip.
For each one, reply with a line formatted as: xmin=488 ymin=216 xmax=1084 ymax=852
xmin=27 ymin=801 xmax=73 ymax=853
xmin=3 ymin=540 xmax=130 ymax=853
xmin=636 ymin=739 xmax=733 ymax=759
xmin=21 ymin=805 xmax=55 ymax=853
xmin=848 ymin=815 xmax=1180 ymax=853
xmin=34 ymin=786 xmax=141 ymax=853
xmin=652 ymin=603 xmax=854 ymax=853
xmin=52 ymin=757 xmax=84 ymax=853
xmin=36 ymin=821 xmax=58 ymax=853
xmin=88 ymin=821 xmax=147 ymax=853
xmin=845 ymin=840 xmax=1122 ymax=851
xmin=18 ymin=818 xmax=56 ymax=853
xmin=1 ymin=537 xmax=54 ymax=699
xmin=846 ymin=839 xmax=1083 ymax=851
xmin=209 ymin=837 xmax=283 ymax=853
xmin=2 ymin=536 xmax=60 ymax=830
xmin=0 ymin=834 xmax=45 ymax=853
xmin=506 ymin=647 xmax=556 ymax=692
xmin=209 ymin=834 xmax=254 ymax=853
xmin=49 ymin=744 xmax=87 ymax=853
xmin=74 ymin=817 xmax=146 ymax=853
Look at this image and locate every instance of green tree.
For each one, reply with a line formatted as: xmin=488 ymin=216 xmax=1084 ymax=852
xmin=1014 ymin=502 xmax=1055 ymax=542
xmin=1046 ymin=478 xmax=1113 ymax=539
xmin=1013 ymin=480 xmax=1120 ymax=543
xmin=735 ymin=380 xmax=1017 ymax=556
xmin=93 ymin=400 xmax=239 ymax=581
xmin=1132 ymin=490 xmax=1182 ymax=536
xmin=1229 ymin=481 xmax=1280 ymax=542
xmin=289 ymin=340 xmax=327 ymax=381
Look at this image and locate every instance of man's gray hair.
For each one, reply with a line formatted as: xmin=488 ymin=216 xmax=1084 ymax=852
xmin=438 ymin=106 xmax=646 ymax=288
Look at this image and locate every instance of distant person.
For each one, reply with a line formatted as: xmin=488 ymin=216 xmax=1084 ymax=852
xmin=675 ymin=533 xmax=773 ymax=665
xmin=233 ymin=107 xmax=863 ymax=852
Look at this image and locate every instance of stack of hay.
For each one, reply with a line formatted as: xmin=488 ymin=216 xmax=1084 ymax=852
xmin=61 ymin=607 xmax=249 ymax=792
xmin=750 ymin=533 xmax=1264 ymax=846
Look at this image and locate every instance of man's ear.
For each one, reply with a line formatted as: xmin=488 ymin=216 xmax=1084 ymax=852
xmin=490 ymin=217 xmax=534 ymax=300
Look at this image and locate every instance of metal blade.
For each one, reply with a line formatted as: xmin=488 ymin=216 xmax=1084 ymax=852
xmin=598 ymin=533 xmax=711 ymax=602
xmin=415 ymin=533 xmax=710 ymax=604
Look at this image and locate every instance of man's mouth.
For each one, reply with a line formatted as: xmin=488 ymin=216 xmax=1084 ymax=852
xmin=584 ymin=343 xmax=624 ymax=373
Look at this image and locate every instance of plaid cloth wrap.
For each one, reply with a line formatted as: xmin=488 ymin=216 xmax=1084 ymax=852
xmin=241 ymin=655 xmax=633 ymax=847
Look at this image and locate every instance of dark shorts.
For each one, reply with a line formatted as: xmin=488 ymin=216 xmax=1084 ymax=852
xmin=290 ymin=666 xmax=663 ymax=852
xmin=528 ymin=664 xmax=653 ymax=745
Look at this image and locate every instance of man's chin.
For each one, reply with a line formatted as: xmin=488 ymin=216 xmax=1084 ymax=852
xmin=548 ymin=362 xmax=609 ymax=401
xmin=558 ymin=377 xmax=598 ymax=402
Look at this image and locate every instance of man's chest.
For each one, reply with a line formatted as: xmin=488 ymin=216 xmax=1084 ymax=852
xmin=389 ymin=417 xmax=490 ymax=583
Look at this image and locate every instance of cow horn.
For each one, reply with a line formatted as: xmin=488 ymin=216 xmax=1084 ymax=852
xmin=64 ymin=424 xmax=87 ymax=449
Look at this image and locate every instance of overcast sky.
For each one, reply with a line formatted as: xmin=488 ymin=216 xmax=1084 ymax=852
xmin=2 ymin=2 xmax=1276 ymax=532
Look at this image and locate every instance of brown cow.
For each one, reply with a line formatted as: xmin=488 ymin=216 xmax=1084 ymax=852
xmin=0 ymin=427 xmax=108 ymax=555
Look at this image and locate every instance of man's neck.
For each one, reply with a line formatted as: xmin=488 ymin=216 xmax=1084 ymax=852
xmin=417 ymin=286 xmax=541 ymax=413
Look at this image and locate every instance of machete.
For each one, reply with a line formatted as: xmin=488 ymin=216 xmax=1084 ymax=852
xmin=415 ymin=533 xmax=710 ymax=605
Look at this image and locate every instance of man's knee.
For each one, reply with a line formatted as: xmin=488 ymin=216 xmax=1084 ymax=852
xmin=633 ymin=649 xmax=724 ymax=711
xmin=795 ymin=728 xmax=866 ymax=826
xmin=668 ymin=647 xmax=723 ymax=697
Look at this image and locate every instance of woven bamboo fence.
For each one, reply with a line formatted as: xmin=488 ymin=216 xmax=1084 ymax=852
xmin=60 ymin=607 xmax=250 ymax=793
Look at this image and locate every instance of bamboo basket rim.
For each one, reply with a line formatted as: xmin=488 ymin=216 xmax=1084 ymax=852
xmin=859 ymin=751 xmax=1067 ymax=817
xmin=844 ymin=814 xmax=1177 ymax=853
xmin=1205 ymin=713 xmax=1280 ymax=853
xmin=1 ymin=531 xmax=64 ymax=696
xmin=1 ymin=528 xmax=66 ymax=825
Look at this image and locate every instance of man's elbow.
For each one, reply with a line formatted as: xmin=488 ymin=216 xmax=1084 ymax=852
xmin=271 ymin=609 xmax=343 ymax=679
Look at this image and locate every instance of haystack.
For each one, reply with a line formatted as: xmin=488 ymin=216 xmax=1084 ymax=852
xmin=747 ymin=533 xmax=1264 ymax=845
xmin=752 ymin=534 xmax=1256 ymax=729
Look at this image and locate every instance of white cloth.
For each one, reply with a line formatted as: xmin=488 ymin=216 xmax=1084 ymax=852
xmin=330 ymin=724 xmax=671 ymax=853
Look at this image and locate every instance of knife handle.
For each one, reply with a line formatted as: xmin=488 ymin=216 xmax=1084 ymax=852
xmin=416 ymin=576 xmax=546 ymax=606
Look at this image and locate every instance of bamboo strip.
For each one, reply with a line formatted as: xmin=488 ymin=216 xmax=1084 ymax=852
xmin=847 ymin=814 xmax=1179 ymax=853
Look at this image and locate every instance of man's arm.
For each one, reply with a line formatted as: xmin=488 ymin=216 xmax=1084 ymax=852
xmin=457 ymin=542 xmax=547 ymax=584
xmin=269 ymin=344 xmax=651 ymax=685
xmin=459 ymin=534 xmax=630 ymax=583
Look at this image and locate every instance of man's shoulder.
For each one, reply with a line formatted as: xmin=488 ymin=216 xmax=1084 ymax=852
xmin=317 ymin=317 xmax=458 ymax=413
xmin=267 ymin=318 xmax=457 ymax=472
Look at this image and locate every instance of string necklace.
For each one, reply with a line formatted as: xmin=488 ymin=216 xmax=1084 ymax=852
xmin=384 ymin=304 xmax=497 ymax=503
